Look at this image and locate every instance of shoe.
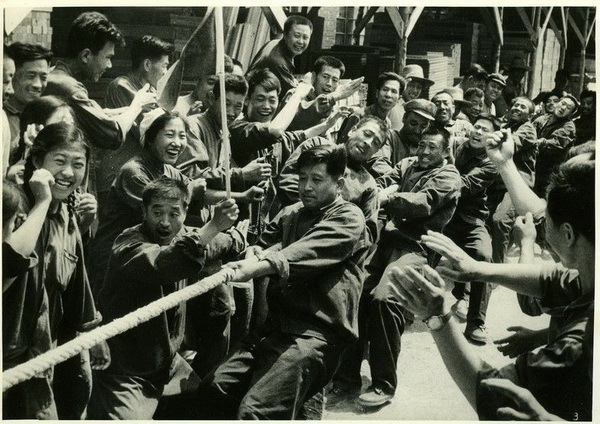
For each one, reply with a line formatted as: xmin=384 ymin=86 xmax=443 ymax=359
xmin=465 ymin=325 xmax=489 ymax=344
xmin=454 ymin=299 xmax=468 ymax=321
xmin=325 ymin=385 xmax=359 ymax=407
xmin=357 ymin=386 xmax=393 ymax=407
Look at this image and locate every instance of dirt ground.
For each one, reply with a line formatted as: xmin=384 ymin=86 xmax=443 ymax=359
xmin=324 ymin=252 xmax=551 ymax=420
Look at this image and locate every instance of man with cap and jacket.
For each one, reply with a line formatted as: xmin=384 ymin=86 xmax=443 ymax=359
xmin=483 ymin=73 xmax=506 ymax=116
xmin=327 ymin=126 xmax=461 ymax=409
xmin=369 ymin=99 xmax=436 ymax=178
xmin=489 ymin=96 xmax=538 ymax=265
xmin=388 ymin=64 xmax=434 ymax=129
xmin=431 ymin=90 xmax=474 ymax=160
xmin=444 ymin=113 xmax=499 ymax=344
xmin=532 ymin=94 xmax=578 ymax=197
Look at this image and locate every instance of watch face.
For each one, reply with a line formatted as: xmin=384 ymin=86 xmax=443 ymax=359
xmin=426 ymin=315 xmax=446 ymax=330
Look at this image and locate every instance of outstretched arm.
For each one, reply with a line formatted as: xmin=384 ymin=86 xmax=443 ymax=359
xmin=485 ymin=129 xmax=546 ymax=216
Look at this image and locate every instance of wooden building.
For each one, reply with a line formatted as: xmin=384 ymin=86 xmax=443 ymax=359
xmin=4 ymin=6 xmax=596 ymax=104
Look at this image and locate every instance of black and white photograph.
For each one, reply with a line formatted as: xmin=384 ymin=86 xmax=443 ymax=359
xmin=1 ymin=4 xmax=596 ymax=420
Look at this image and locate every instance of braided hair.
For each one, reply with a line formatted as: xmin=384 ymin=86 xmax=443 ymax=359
xmin=23 ymin=122 xmax=90 ymax=233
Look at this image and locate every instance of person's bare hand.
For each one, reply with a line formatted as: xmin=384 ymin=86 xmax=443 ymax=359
xmin=242 ymin=157 xmax=271 ymax=183
xmin=28 ymin=169 xmax=55 ymax=204
xmin=242 ymin=186 xmax=265 ymax=203
xmin=211 ymin=198 xmax=239 ymax=231
xmin=494 ymin=326 xmax=545 ymax=358
xmin=23 ymin=123 xmax=44 ymax=150
xmin=486 ymin=128 xmax=515 ymax=166
xmin=295 ymin=73 xmax=314 ymax=98
xmin=89 ymin=341 xmax=111 ymax=370
xmin=421 ymin=231 xmax=481 ymax=282
xmin=76 ymin=193 xmax=98 ymax=222
xmin=388 ymin=265 xmax=448 ymax=318
xmin=512 ymin=212 xmax=537 ymax=246
xmin=480 ymin=378 xmax=561 ymax=420
xmin=132 ymin=83 xmax=157 ymax=109
xmin=332 ymin=77 xmax=364 ymax=102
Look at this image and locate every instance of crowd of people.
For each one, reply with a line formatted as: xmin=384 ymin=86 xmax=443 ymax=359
xmin=2 ymin=10 xmax=595 ymax=420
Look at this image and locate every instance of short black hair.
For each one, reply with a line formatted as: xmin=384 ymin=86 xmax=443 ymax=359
xmin=312 ymin=56 xmax=345 ymax=78
xmin=130 ymin=35 xmax=174 ymax=69
xmin=143 ymin=111 xmax=189 ymax=147
xmin=464 ymin=63 xmax=488 ymax=79
xmin=511 ymin=96 xmax=535 ymax=114
xmin=246 ymin=68 xmax=281 ymax=98
xmin=283 ymin=15 xmax=313 ymax=34
xmin=142 ymin=176 xmax=190 ymax=209
xmin=213 ymin=73 xmax=249 ymax=99
xmin=66 ymin=11 xmax=125 ymax=57
xmin=298 ymin=144 xmax=347 ymax=179
xmin=546 ymin=159 xmax=594 ymax=241
xmin=421 ymin=126 xmax=451 ymax=150
xmin=474 ymin=113 xmax=501 ymax=131
xmin=356 ymin=115 xmax=389 ymax=137
xmin=376 ymin=71 xmax=406 ymax=93
xmin=464 ymin=87 xmax=484 ymax=100
xmin=6 ymin=42 xmax=53 ymax=68
xmin=3 ymin=179 xmax=21 ymax=225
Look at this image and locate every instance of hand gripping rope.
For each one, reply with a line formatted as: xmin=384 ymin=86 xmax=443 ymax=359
xmin=2 ymin=268 xmax=237 ymax=391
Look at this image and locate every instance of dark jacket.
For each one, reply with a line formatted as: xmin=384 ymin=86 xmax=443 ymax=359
xmin=447 ymin=142 xmax=497 ymax=228
xmin=258 ymin=197 xmax=368 ymax=343
xmin=377 ymin=157 xmax=462 ymax=251
xmin=99 ymin=223 xmax=243 ymax=383
xmin=278 ymin=136 xmax=379 ymax=247
xmin=532 ymin=114 xmax=576 ymax=195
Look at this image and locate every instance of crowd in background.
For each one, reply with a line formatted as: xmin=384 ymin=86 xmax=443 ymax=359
xmin=2 ymin=10 xmax=595 ymax=420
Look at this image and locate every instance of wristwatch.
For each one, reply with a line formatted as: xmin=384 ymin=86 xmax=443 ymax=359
xmin=424 ymin=311 xmax=452 ymax=331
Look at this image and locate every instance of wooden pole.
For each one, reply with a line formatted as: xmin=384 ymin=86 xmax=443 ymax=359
xmin=215 ymin=7 xmax=231 ymax=197
xmin=578 ymin=8 xmax=591 ymax=96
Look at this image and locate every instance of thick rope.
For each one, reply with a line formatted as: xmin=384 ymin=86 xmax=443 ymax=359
xmin=2 ymin=268 xmax=236 ymax=392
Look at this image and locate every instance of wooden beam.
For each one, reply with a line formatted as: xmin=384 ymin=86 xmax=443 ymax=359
xmin=261 ymin=7 xmax=287 ymax=35
xmin=579 ymin=7 xmax=590 ymax=95
xmin=586 ymin=13 xmax=596 ymax=46
xmin=480 ymin=8 xmax=500 ymax=45
xmin=561 ymin=7 xmax=569 ymax=50
xmin=574 ymin=7 xmax=586 ymax=22
xmin=405 ymin=6 xmax=424 ymax=38
xmin=541 ymin=6 xmax=554 ymax=34
xmin=568 ymin=14 xmax=586 ymax=45
xmin=548 ymin=15 xmax=565 ymax=47
xmin=493 ymin=7 xmax=504 ymax=46
xmin=516 ymin=7 xmax=536 ymax=38
xmin=385 ymin=6 xmax=405 ymax=39
xmin=353 ymin=6 xmax=378 ymax=38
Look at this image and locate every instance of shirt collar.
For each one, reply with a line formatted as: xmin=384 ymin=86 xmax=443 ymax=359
xmin=3 ymin=97 xmax=22 ymax=115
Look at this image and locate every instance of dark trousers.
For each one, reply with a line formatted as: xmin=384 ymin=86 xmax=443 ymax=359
xmin=490 ymin=192 xmax=519 ymax=264
xmin=333 ymin=248 xmax=424 ymax=395
xmin=444 ymin=220 xmax=493 ymax=327
xmin=195 ymin=324 xmax=346 ymax=420
xmin=185 ymin=284 xmax=232 ymax=380
xmin=3 ymin=376 xmax=58 ymax=419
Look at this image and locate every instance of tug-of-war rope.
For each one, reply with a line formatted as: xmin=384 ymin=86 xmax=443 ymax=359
xmin=2 ymin=268 xmax=237 ymax=392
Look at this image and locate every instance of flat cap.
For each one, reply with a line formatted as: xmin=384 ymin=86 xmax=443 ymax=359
xmin=404 ymin=98 xmax=436 ymax=120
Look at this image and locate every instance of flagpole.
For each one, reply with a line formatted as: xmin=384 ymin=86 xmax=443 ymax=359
xmin=215 ymin=7 xmax=231 ymax=198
